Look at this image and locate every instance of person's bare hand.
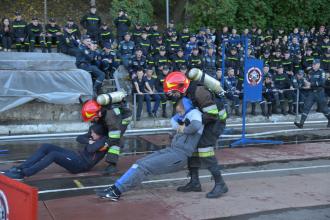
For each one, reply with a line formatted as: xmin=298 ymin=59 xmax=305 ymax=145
xmin=177 ymin=125 xmax=185 ymax=133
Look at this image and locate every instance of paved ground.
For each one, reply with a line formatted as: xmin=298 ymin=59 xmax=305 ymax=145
xmin=37 ymin=159 xmax=330 ymax=220
xmin=1 ymin=131 xmax=330 ymax=219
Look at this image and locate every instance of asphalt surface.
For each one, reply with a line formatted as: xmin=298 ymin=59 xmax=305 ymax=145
xmin=1 ymin=122 xmax=330 ymax=219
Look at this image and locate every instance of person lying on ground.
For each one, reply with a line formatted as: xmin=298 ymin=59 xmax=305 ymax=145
xmin=2 ymin=124 xmax=107 ymax=180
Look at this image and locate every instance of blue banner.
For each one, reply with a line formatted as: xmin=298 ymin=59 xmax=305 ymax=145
xmin=244 ymin=58 xmax=263 ymax=102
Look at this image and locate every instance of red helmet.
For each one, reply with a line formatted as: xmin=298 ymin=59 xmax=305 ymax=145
xmin=163 ymin=72 xmax=190 ymax=94
xmin=81 ymin=100 xmax=101 ymax=122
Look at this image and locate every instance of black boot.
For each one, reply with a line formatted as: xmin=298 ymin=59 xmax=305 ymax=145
xmin=235 ymin=107 xmax=240 ymax=116
xmin=267 ymin=103 xmax=272 ymax=117
xmin=251 ymin=103 xmax=256 ymax=115
xmin=326 ymin=115 xmax=330 ymax=128
xmin=206 ymin=168 xmax=228 ymax=199
xmin=288 ymin=102 xmax=295 ymax=115
xmin=177 ymin=168 xmax=202 ymax=192
xmin=162 ymin=105 xmax=168 ymax=118
xmin=294 ymin=114 xmax=307 ymax=129
xmin=261 ymin=102 xmax=267 ymax=117
xmin=281 ymin=103 xmax=287 ymax=115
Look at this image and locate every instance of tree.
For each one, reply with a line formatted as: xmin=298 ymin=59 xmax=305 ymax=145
xmin=110 ymin=0 xmax=154 ymax=25
xmin=185 ymin=0 xmax=238 ymax=30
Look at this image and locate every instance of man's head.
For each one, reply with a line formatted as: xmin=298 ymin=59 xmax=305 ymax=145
xmin=277 ymin=65 xmax=284 ymax=74
xmin=90 ymin=6 xmax=97 ymax=14
xmin=263 ymin=65 xmax=270 ymax=73
xmin=136 ymin=67 xmax=144 ymax=79
xmin=177 ymin=48 xmax=184 ymax=57
xmin=146 ymin=68 xmax=153 ymax=77
xmin=119 ymin=9 xmax=125 ymax=16
xmin=192 ymin=47 xmax=199 ymax=55
xmin=297 ymin=70 xmax=304 ymax=79
xmin=230 ymin=47 xmax=237 ymax=55
xmin=81 ymin=35 xmax=91 ymax=46
xmin=284 ymin=51 xmax=290 ymax=59
xmin=159 ymin=46 xmax=166 ymax=56
xmin=135 ymin=48 xmax=143 ymax=57
xmin=49 ymin=18 xmax=56 ymax=26
xmin=32 ymin=17 xmax=39 ymax=25
xmin=313 ymin=59 xmax=320 ymax=70
xmin=228 ymin=67 xmax=235 ymax=77
xmin=15 ymin=11 xmax=22 ymax=20
xmin=124 ymin=32 xmax=131 ymax=41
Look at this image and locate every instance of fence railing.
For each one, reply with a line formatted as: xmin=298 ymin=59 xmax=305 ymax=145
xmin=131 ymin=88 xmax=307 ymax=124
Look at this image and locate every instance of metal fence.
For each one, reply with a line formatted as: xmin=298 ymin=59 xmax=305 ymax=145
xmin=131 ymin=88 xmax=303 ymax=124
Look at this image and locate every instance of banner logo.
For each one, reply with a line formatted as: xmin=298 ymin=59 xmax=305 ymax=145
xmin=246 ymin=67 xmax=262 ymax=86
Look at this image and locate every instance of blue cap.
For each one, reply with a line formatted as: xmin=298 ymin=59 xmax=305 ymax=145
xmin=313 ymin=59 xmax=320 ymax=64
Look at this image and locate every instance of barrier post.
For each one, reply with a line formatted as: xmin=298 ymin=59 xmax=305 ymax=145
xmin=0 ymin=175 xmax=38 ymax=220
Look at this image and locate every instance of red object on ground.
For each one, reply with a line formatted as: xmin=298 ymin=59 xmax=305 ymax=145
xmin=0 ymin=175 xmax=38 ymax=220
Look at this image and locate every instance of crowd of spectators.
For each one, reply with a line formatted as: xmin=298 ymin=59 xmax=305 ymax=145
xmin=1 ymin=6 xmax=329 ymax=120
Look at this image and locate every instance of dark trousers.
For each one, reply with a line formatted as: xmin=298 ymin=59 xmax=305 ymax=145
xmin=18 ymin=143 xmax=88 ymax=177
xmin=136 ymin=93 xmax=161 ymax=118
xmin=2 ymin=36 xmax=12 ymax=49
xmin=302 ymin=90 xmax=330 ymax=118
xmin=14 ymin=38 xmax=29 ymax=52
xmin=46 ymin=36 xmax=60 ymax=52
xmin=29 ymin=35 xmax=46 ymax=52
xmin=78 ymin=63 xmax=105 ymax=89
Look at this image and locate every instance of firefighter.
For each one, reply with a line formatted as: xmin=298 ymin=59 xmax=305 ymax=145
xmin=153 ymin=46 xmax=171 ymax=72
xmin=12 ymin=11 xmax=28 ymax=52
xmin=81 ymin=95 xmax=132 ymax=175
xmin=203 ymin=46 xmax=217 ymax=79
xmin=180 ymin=26 xmax=190 ymax=45
xmin=80 ymin=5 xmax=101 ymax=41
xmin=59 ymin=25 xmax=80 ymax=57
xmin=188 ymin=47 xmax=203 ymax=69
xmin=263 ymin=73 xmax=276 ymax=117
xmin=164 ymin=70 xmax=229 ymax=199
xmin=155 ymin=65 xmax=171 ymax=118
xmin=224 ymin=68 xmax=240 ymax=116
xmin=171 ymin=47 xmax=187 ymax=71
xmin=128 ymin=47 xmax=147 ymax=78
xmin=292 ymin=70 xmax=310 ymax=113
xmin=64 ymin=17 xmax=81 ymax=39
xmin=100 ymin=43 xmax=119 ymax=79
xmin=136 ymin=30 xmax=151 ymax=56
xmin=118 ymin=32 xmax=135 ymax=68
xmin=295 ymin=59 xmax=330 ymax=128
xmin=131 ymin=22 xmax=143 ymax=42
xmin=115 ymin=9 xmax=131 ymax=41
xmin=45 ymin=18 xmax=62 ymax=53
xmin=273 ymin=65 xmax=295 ymax=115
xmin=96 ymin=97 xmax=203 ymax=201
xmin=149 ymin=23 xmax=160 ymax=45
xmin=26 ymin=17 xmax=45 ymax=52
xmin=302 ymin=47 xmax=315 ymax=73
xmin=99 ymin=22 xmax=113 ymax=48
xmin=76 ymin=35 xmax=105 ymax=95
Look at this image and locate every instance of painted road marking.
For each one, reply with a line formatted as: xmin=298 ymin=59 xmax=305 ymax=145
xmin=73 ymin=179 xmax=84 ymax=188
xmin=38 ymin=164 xmax=330 ymax=194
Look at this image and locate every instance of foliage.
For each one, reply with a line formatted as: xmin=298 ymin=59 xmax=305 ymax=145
xmin=110 ymin=0 xmax=154 ymax=25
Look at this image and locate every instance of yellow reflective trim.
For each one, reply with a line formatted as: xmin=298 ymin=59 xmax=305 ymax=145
xmin=108 ymin=130 xmax=121 ymax=139
xmin=108 ymin=146 xmax=120 ymax=155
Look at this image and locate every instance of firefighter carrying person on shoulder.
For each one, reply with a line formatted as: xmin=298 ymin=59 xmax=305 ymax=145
xmin=164 ymin=69 xmax=229 ymax=198
xmin=81 ymin=91 xmax=132 ymax=175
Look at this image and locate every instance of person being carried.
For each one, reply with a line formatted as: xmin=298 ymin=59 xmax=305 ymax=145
xmin=2 ymin=124 xmax=107 ymax=180
xmin=95 ymin=97 xmax=204 ymax=201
